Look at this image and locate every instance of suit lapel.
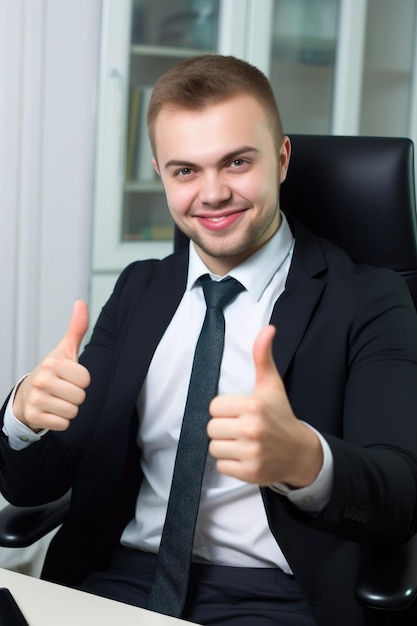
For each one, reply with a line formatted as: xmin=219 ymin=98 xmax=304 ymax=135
xmin=93 ymin=250 xmax=189 ymax=444
xmin=117 ymin=250 xmax=189 ymax=404
xmin=271 ymin=219 xmax=328 ymax=379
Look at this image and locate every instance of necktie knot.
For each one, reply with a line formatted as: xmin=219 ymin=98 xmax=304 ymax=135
xmin=201 ymin=275 xmax=244 ymax=311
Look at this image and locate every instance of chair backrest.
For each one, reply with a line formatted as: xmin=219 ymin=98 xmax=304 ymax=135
xmin=281 ymin=135 xmax=417 ymax=309
xmin=174 ymin=135 xmax=417 ymax=309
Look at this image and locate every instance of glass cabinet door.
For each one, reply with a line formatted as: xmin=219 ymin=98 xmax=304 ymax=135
xmin=359 ymin=0 xmax=417 ymax=137
xmin=92 ymin=0 xmax=220 ymax=272
xmin=268 ymin=0 xmax=341 ymax=134
xmin=124 ymin=0 xmax=219 ymax=244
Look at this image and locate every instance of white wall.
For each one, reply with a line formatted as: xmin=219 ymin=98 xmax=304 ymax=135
xmin=0 ymin=0 xmax=102 ymax=399
xmin=0 ymin=0 xmax=102 ymax=573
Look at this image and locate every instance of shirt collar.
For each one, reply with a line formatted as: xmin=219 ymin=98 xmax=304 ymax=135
xmin=186 ymin=212 xmax=295 ymax=301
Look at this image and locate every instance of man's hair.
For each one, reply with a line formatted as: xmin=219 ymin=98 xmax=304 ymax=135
xmin=147 ymin=54 xmax=283 ymax=156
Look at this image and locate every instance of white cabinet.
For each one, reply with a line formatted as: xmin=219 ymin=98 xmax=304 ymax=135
xmin=0 ymin=0 xmax=102 ymax=393
xmin=90 ymin=0 xmax=417 ymax=320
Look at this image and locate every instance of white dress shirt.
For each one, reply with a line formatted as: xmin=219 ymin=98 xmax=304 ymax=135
xmin=120 ymin=214 xmax=333 ymax=572
xmin=3 ymin=214 xmax=333 ymax=573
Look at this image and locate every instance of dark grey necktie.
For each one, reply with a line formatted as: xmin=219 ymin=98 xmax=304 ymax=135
xmin=147 ymin=275 xmax=244 ymax=617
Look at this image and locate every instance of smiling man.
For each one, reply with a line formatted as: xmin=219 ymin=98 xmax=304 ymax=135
xmin=1 ymin=55 xmax=417 ymax=626
xmin=152 ymin=93 xmax=289 ymax=275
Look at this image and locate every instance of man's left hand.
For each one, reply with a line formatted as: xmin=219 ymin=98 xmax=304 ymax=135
xmin=207 ymin=325 xmax=323 ymax=487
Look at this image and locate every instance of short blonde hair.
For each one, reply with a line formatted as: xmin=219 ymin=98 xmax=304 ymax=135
xmin=147 ymin=55 xmax=283 ymax=157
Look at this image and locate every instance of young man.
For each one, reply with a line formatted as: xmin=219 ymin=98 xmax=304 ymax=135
xmin=1 ymin=55 xmax=417 ymax=626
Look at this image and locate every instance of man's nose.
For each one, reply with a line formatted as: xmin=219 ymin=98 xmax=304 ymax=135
xmin=199 ymin=172 xmax=231 ymax=206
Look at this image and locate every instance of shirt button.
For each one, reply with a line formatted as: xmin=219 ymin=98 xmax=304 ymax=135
xmin=19 ymin=436 xmax=29 ymax=442
xmin=303 ymin=495 xmax=314 ymax=503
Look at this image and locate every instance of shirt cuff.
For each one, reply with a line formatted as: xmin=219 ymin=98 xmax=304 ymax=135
xmin=269 ymin=424 xmax=333 ymax=514
xmin=2 ymin=377 xmax=48 ymax=451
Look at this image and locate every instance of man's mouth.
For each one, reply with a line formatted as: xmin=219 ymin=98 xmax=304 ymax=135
xmin=196 ymin=210 xmax=246 ymax=231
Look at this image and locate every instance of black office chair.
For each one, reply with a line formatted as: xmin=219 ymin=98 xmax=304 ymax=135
xmin=285 ymin=135 xmax=417 ymax=626
xmin=1 ymin=135 xmax=417 ymax=625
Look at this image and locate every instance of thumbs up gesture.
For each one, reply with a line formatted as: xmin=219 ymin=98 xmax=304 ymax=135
xmin=207 ymin=325 xmax=323 ymax=487
xmin=13 ymin=301 xmax=91 ymax=433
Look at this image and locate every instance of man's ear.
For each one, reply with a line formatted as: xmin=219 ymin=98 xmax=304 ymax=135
xmin=152 ymin=158 xmax=160 ymax=176
xmin=279 ymin=136 xmax=291 ymax=184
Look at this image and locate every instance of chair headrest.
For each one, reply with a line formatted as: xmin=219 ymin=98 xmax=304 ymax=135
xmin=282 ymin=135 xmax=417 ymax=270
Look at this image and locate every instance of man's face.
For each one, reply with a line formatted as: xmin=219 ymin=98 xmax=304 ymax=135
xmin=153 ymin=94 xmax=291 ymax=275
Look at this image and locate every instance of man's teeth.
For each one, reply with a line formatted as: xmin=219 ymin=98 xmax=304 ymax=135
xmin=208 ymin=216 xmax=225 ymax=222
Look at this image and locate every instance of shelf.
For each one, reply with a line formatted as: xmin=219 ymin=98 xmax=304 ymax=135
xmin=272 ymin=35 xmax=336 ymax=66
xmin=125 ymin=181 xmax=163 ymax=192
xmin=123 ymin=225 xmax=174 ymax=241
xmin=131 ymin=44 xmax=215 ymax=58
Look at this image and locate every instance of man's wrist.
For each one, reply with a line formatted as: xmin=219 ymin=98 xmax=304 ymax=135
xmin=3 ymin=377 xmax=48 ymax=450
xmin=269 ymin=424 xmax=334 ymax=514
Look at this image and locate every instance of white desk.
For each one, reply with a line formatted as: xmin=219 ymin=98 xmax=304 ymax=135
xmin=0 ymin=569 xmax=199 ymax=625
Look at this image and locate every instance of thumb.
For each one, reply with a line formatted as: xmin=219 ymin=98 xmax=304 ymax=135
xmin=253 ymin=325 xmax=283 ymax=393
xmin=57 ymin=300 xmax=89 ymax=361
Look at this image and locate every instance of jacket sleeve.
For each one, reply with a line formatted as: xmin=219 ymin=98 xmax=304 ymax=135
xmin=322 ymin=268 xmax=417 ymax=543
xmin=0 ymin=261 xmax=144 ymax=506
xmin=268 ymin=267 xmax=417 ymax=546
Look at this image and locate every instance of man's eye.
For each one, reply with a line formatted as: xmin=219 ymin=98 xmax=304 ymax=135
xmin=176 ymin=168 xmax=192 ymax=177
xmin=230 ymin=159 xmax=245 ymax=167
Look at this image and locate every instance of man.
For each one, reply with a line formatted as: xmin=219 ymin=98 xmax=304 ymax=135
xmin=1 ymin=55 xmax=417 ymax=626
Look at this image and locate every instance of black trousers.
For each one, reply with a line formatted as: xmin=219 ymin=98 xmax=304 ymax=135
xmin=79 ymin=546 xmax=317 ymax=625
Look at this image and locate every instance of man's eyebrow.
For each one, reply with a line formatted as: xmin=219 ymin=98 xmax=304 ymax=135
xmin=164 ymin=158 xmax=196 ymax=170
xmin=221 ymin=146 xmax=260 ymax=162
xmin=163 ymin=146 xmax=260 ymax=170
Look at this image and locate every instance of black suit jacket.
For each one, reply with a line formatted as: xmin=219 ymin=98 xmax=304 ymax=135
xmin=2 ymin=219 xmax=417 ymax=626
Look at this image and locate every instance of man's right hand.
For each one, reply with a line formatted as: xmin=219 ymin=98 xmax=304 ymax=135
xmin=12 ymin=301 xmax=91 ymax=433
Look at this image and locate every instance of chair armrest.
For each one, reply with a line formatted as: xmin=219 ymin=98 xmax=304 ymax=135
xmin=356 ymin=534 xmax=417 ymax=611
xmin=0 ymin=491 xmax=71 ymax=548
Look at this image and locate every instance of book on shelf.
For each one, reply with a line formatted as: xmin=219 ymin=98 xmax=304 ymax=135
xmin=125 ymin=85 xmax=156 ymax=183
xmin=125 ymin=86 xmax=140 ymax=181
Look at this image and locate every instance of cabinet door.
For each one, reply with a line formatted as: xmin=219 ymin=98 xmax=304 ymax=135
xmin=266 ymin=0 xmax=342 ymax=134
xmin=92 ymin=0 xmax=222 ymax=273
xmin=359 ymin=0 xmax=417 ymax=138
